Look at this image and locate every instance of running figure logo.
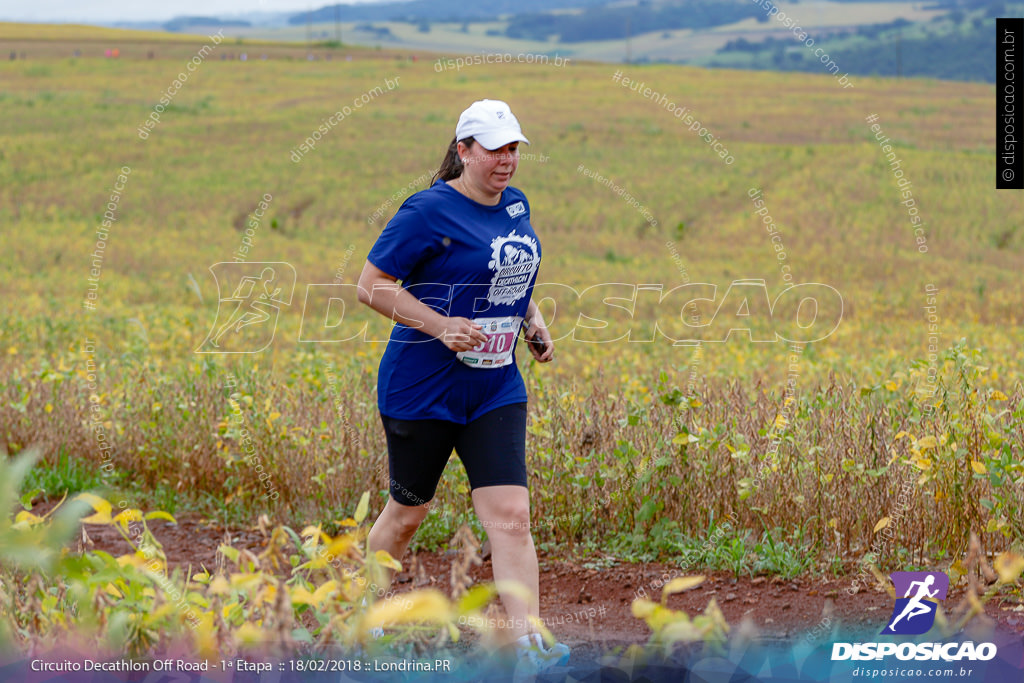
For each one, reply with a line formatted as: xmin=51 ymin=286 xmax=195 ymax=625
xmin=881 ymin=571 xmax=949 ymax=635
xmin=197 ymin=262 xmax=295 ymax=353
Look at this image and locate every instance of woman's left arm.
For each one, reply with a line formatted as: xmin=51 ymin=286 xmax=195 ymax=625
xmin=524 ymin=300 xmax=554 ymax=362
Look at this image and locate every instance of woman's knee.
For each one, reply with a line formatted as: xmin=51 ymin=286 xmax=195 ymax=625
xmin=387 ymin=501 xmax=429 ymax=537
xmin=483 ymin=502 xmax=531 ymax=534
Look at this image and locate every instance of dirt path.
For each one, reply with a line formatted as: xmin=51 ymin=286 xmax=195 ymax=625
xmin=72 ymin=508 xmax=1024 ymax=654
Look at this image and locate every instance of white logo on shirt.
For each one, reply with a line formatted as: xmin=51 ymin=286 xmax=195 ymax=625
xmin=506 ymin=201 xmax=526 ymax=218
xmin=487 ymin=231 xmax=539 ymax=305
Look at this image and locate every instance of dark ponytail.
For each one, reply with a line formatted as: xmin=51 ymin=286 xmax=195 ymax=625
xmin=431 ymin=136 xmax=475 ymax=185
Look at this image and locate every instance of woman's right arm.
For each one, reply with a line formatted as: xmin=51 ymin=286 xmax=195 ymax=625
xmin=356 ymin=261 xmax=488 ymax=353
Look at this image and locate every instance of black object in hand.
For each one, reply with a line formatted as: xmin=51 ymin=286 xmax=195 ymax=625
xmin=521 ymin=320 xmax=548 ymax=354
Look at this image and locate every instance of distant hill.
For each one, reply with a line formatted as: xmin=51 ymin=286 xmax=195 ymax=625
xmin=289 ymin=0 xmax=607 ymax=24
xmin=163 ymin=16 xmax=252 ymax=32
xmin=710 ymin=4 xmax=1011 ymax=83
xmin=101 ymin=0 xmax=1018 ymax=84
xmin=505 ymin=1 xmax=762 ymax=42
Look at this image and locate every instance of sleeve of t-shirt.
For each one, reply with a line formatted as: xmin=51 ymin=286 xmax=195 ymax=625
xmin=366 ymin=200 xmax=435 ymax=281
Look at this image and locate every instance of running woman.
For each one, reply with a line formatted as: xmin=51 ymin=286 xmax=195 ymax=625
xmin=356 ymin=99 xmax=568 ymax=671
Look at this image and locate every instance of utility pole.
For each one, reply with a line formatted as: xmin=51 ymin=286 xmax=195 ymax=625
xmin=334 ymin=3 xmax=341 ymax=44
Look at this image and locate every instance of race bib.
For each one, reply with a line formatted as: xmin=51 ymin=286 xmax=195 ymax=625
xmin=456 ymin=316 xmax=523 ymax=368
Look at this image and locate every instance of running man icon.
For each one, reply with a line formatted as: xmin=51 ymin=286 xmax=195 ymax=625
xmin=210 ymin=267 xmax=283 ymax=347
xmin=881 ymin=571 xmax=949 ymax=635
xmin=888 ymin=575 xmax=938 ymax=630
xmin=197 ymin=262 xmax=296 ymax=354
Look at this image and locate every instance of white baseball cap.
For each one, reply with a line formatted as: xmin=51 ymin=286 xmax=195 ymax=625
xmin=455 ymin=99 xmax=530 ymax=150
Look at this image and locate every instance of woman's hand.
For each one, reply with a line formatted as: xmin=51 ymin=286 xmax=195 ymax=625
xmin=359 ymin=262 xmax=484 ymax=350
xmin=524 ymin=315 xmax=554 ymax=362
xmin=439 ymin=317 xmax=488 ymax=352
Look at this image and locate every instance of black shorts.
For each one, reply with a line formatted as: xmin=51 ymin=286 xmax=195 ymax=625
xmin=381 ymin=402 xmax=528 ymax=506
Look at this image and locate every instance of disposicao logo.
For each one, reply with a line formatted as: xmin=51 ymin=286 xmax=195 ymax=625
xmin=831 ymin=571 xmax=997 ymax=662
xmin=881 ymin=571 xmax=948 ymax=635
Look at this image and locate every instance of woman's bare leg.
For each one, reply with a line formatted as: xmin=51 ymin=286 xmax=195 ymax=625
xmin=471 ymin=485 xmax=538 ymax=641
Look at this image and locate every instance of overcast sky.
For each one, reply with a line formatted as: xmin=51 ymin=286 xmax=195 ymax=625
xmin=0 ymin=1 xmax=379 ymax=23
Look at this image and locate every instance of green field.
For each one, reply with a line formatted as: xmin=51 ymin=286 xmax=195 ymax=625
xmin=1 ymin=21 xmax=1022 ymax=659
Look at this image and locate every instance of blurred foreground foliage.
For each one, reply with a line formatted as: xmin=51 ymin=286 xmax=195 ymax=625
xmin=0 ymin=449 xmax=542 ymax=660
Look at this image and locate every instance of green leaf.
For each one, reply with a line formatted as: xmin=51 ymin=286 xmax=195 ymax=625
xmin=1 ymin=449 xmax=42 ymax=506
xmin=457 ymin=583 xmax=496 ymax=614
xmin=637 ymin=497 xmax=659 ymax=523
xmin=673 ymin=432 xmax=699 ymax=446
xmin=0 ymin=534 xmax=58 ymax=569
xmin=20 ymin=488 xmax=42 ymax=510
xmin=354 ymin=491 xmax=370 ymax=524
xmin=219 ymin=545 xmax=240 ymax=564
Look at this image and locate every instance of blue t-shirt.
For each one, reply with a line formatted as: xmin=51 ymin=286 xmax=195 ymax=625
xmin=366 ymin=179 xmax=542 ymax=423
